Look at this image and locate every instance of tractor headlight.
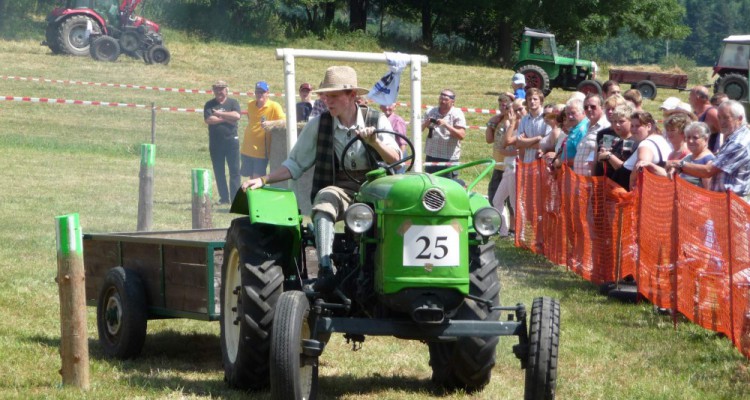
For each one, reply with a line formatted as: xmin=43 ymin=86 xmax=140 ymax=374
xmin=344 ymin=203 xmax=374 ymax=234
xmin=473 ymin=207 xmax=502 ymax=237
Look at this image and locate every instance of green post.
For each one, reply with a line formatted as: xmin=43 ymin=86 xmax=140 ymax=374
xmin=55 ymin=213 xmax=89 ymax=390
xmin=192 ymin=168 xmax=213 ymax=229
xmin=137 ymin=144 xmax=156 ymax=231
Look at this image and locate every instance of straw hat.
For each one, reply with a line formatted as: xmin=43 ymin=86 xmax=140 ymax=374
xmin=312 ymin=66 xmax=369 ymax=95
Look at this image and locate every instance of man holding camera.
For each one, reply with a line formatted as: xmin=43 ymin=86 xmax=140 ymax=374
xmin=421 ymin=89 xmax=467 ymax=179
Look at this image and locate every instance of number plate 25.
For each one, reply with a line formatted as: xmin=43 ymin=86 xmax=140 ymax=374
xmin=402 ymin=225 xmax=459 ymax=267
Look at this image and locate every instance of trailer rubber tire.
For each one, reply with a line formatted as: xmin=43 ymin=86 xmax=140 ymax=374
xmin=57 ymin=15 xmax=100 ymax=56
xmin=576 ymin=79 xmax=602 ymax=97
xmin=429 ymin=241 xmax=501 ymax=392
xmin=716 ymin=73 xmax=749 ymax=101
xmin=90 ymin=36 xmax=120 ymax=62
xmin=524 ymin=296 xmax=560 ymax=400
xmin=147 ymin=45 xmax=171 ymax=65
xmin=96 ymin=266 xmax=148 ymax=360
xmin=518 ymin=64 xmax=551 ymax=97
xmin=270 ymin=291 xmax=318 ymax=400
xmin=635 ymin=80 xmax=657 ymax=100
xmin=220 ymin=218 xmax=284 ymax=390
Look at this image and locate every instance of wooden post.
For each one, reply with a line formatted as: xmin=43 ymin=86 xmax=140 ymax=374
xmin=55 ymin=213 xmax=89 ymax=390
xmin=137 ymin=143 xmax=155 ymax=232
xmin=192 ymin=168 xmax=212 ymax=229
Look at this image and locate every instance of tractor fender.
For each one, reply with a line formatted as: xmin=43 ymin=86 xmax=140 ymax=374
xmin=53 ymin=11 xmax=108 ymax=34
xmin=231 ymin=187 xmax=302 ymax=228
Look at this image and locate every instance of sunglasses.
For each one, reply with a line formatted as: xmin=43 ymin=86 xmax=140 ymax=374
xmin=583 ymin=105 xmax=599 ymax=110
xmin=439 ymin=93 xmax=456 ymax=100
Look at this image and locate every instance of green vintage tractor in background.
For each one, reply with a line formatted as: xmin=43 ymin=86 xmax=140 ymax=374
xmin=219 ymin=131 xmax=560 ymax=399
xmin=513 ymin=28 xmax=600 ymax=97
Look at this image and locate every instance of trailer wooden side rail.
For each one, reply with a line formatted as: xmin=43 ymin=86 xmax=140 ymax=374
xmin=83 ymin=228 xmax=226 ymax=321
xmin=608 ymin=68 xmax=689 ymax=100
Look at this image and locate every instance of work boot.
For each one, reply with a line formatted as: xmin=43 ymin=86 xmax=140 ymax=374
xmin=312 ymin=266 xmax=337 ymax=293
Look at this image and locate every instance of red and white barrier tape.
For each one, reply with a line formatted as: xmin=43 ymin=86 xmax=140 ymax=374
xmin=1 ymin=74 xmax=501 ymax=115
xmin=1 ymin=94 xmax=491 ymax=129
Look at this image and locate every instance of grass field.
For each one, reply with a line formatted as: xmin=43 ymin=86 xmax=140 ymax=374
xmin=1 ymin=31 xmax=749 ymax=399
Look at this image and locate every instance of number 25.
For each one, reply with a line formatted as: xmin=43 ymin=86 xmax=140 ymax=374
xmin=416 ymin=236 xmax=449 ymax=260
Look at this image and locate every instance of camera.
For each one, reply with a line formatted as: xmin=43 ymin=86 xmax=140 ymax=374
xmin=429 ymin=118 xmax=438 ymax=124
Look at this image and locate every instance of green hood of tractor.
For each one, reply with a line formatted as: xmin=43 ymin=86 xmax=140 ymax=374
xmin=356 ymin=172 xmax=471 ymax=216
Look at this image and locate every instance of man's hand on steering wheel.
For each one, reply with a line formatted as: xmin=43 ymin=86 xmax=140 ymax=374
xmin=353 ymin=126 xmax=377 ymax=145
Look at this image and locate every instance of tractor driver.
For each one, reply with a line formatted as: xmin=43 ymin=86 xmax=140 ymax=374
xmin=241 ymin=66 xmax=401 ymax=291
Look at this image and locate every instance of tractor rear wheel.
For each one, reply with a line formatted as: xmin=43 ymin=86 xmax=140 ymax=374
xmin=524 ymin=296 xmax=560 ymax=400
xmin=715 ymin=73 xmax=749 ymax=101
xmin=270 ymin=291 xmax=318 ymax=400
xmin=518 ymin=64 xmax=551 ymax=96
xmin=96 ymin=266 xmax=148 ymax=359
xmin=90 ymin=36 xmax=120 ymax=62
xmin=220 ymin=218 xmax=284 ymax=390
xmin=429 ymin=241 xmax=501 ymax=392
xmin=57 ymin=15 xmax=100 ymax=56
xmin=147 ymin=45 xmax=171 ymax=65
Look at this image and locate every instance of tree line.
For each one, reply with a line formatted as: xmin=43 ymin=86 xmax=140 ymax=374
xmin=3 ymin=0 xmax=750 ymax=67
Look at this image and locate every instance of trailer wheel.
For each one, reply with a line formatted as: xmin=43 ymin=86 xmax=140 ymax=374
xmin=429 ymin=241 xmax=501 ymax=392
xmin=576 ymin=80 xmax=602 ymax=97
xmin=635 ymin=80 xmax=657 ymax=100
xmin=90 ymin=36 xmax=120 ymax=62
xmin=524 ymin=296 xmax=560 ymax=400
xmin=57 ymin=15 xmax=100 ymax=56
xmin=518 ymin=64 xmax=551 ymax=96
xmin=96 ymin=266 xmax=148 ymax=359
xmin=220 ymin=218 xmax=284 ymax=390
xmin=716 ymin=73 xmax=749 ymax=101
xmin=271 ymin=291 xmax=318 ymax=400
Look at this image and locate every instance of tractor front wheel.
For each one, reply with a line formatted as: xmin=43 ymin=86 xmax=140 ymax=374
xmin=90 ymin=36 xmax=120 ymax=62
xmin=96 ymin=266 xmax=148 ymax=359
xmin=518 ymin=64 xmax=551 ymax=96
xmin=220 ymin=218 xmax=284 ymax=390
xmin=576 ymin=80 xmax=602 ymax=97
xmin=147 ymin=45 xmax=171 ymax=65
xmin=429 ymin=241 xmax=501 ymax=392
xmin=524 ymin=296 xmax=560 ymax=400
xmin=270 ymin=291 xmax=318 ymax=400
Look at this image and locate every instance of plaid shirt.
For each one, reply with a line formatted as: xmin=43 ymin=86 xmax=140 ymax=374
xmin=710 ymin=124 xmax=750 ymax=198
xmin=424 ymin=106 xmax=466 ymax=160
xmin=573 ymin=118 xmax=610 ymax=176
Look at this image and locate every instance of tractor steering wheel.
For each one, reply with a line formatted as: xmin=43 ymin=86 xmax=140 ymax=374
xmin=340 ymin=130 xmax=415 ymax=185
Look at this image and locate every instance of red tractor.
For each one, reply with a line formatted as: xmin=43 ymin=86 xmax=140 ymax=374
xmin=43 ymin=0 xmax=170 ymax=64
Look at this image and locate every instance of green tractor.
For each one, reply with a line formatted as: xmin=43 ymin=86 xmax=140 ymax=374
xmin=219 ymin=132 xmax=560 ymax=399
xmin=513 ymin=28 xmax=600 ymax=97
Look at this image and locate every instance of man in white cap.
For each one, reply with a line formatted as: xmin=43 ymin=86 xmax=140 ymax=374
xmin=241 ymin=66 xmax=400 ymax=291
xmin=512 ymin=73 xmax=526 ymax=100
xmin=659 ymin=96 xmax=693 ymax=119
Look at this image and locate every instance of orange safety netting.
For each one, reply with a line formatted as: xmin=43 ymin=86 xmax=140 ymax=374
xmin=515 ymin=160 xmax=750 ymax=358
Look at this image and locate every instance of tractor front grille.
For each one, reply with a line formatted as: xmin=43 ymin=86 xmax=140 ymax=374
xmin=422 ymin=189 xmax=446 ymax=212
